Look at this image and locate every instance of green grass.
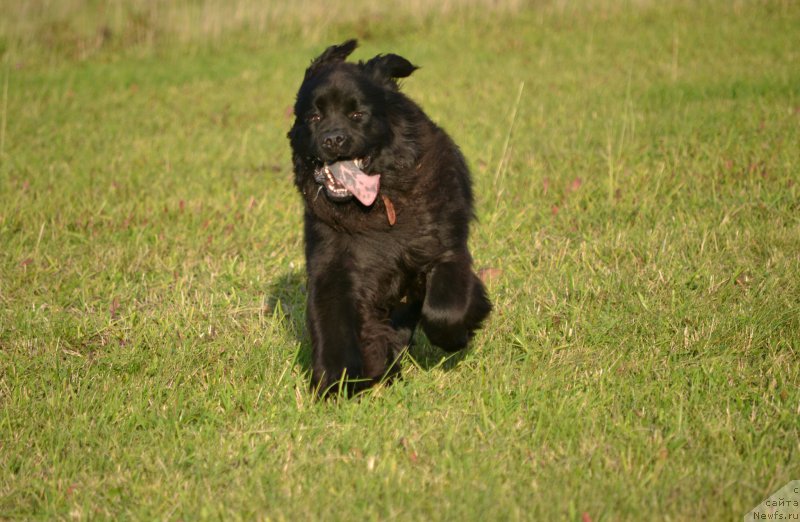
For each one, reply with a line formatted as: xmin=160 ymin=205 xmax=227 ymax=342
xmin=1 ymin=1 xmax=799 ymax=520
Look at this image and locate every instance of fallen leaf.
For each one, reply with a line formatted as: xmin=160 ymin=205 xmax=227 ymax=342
xmin=478 ymin=267 xmax=503 ymax=283
xmin=109 ymin=297 xmax=120 ymax=319
xmin=735 ymin=272 xmax=752 ymax=286
xmin=658 ymin=447 xmax=669 ymax=461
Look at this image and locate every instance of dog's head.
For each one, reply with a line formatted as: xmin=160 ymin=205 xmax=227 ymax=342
xmin=288 ymin=40 xmax=418 ymax=204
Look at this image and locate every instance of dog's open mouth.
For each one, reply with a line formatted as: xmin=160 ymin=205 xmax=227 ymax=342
xmin=313 ymin=158 xmax=380 ymax=206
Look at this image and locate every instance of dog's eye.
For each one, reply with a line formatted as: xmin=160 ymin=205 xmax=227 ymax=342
xmin=306 ymin=113 xmax=321 ymax=123
xmin=349 ymin=111 xmax=365 ymax=122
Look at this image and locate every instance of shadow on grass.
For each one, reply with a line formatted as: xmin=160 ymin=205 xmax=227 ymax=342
xmin=267 ymin=269 xmax=468 ymax=377
xmin=266 ymin=270 xmax=311 ymax=374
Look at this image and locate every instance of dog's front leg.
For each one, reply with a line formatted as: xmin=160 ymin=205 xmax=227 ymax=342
xmin=350 ymin=268 xmax=408 ymax=384
xmin=357 ymin=309 xmax=399 ymax=383
xmin=306 ymin=267 xmax=364 ymax=396
xmin=420 ymin=253 xmax=492 ymax=352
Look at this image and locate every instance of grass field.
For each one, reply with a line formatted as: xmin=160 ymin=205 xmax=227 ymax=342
xmin=1 ymin=0 xmax=799 ymax=519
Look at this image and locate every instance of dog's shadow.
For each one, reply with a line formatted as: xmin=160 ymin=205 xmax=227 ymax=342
xmin=267 ymin=270 xmax=468 ymax=377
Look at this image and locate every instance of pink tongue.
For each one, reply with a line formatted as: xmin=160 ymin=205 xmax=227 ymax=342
xmin=328 ymin=161 xmax=380 ymax=206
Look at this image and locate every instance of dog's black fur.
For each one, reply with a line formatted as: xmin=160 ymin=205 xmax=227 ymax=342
xmin=288 ymin=40 xmax=491 ymax=396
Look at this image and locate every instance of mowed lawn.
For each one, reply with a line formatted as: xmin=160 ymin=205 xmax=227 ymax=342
xmin=1 ymin=1 xmax=798 ymax=520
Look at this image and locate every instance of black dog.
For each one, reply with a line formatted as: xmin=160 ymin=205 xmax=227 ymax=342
xmin=288 ymin=40 xmax=491 ymax=396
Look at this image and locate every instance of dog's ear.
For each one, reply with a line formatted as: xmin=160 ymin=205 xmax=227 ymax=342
xmin=305 ymin=39 xmax=358 ymax=79
xmin=363 ymin=54 xmax=418 ymax=86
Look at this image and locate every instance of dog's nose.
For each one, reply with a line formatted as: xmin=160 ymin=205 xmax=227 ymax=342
xmin=321 ymin=132 xmax=348 ymax=153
